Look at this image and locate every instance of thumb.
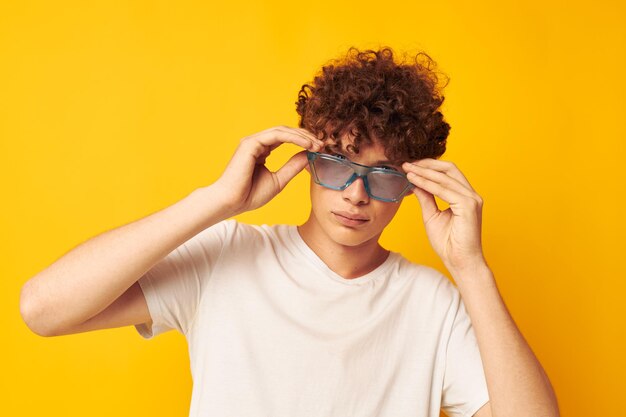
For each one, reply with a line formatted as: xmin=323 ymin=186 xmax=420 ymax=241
xmin=412 ymin=185 xmax=439 ymax=222
xmin=274 ymin=151 xmax=309 ymax=191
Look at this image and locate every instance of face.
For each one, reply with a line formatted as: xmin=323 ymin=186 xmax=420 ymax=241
xmin=303 ymin=139 xmax=405 ymax=249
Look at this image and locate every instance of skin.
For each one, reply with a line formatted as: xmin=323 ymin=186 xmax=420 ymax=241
xmin=300 ymin=137 xmax=560 ymax=417
xmin=19 ymin=126 xmax=324 ymax=336
xmin=298 ymin=139 xmax=402 ymax=278
xmin=20 ymin=125 xmax=559 ymax=417
xmin=400 ymin=157 xmax=560 ymax=417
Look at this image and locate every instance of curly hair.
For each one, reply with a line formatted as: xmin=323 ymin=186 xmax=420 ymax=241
xmin=296 ymin=47 xmax=450 ymax=164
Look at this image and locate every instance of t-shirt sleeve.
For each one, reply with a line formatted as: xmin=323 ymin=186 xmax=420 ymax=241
xmin=440 ymin=288 xmax=490 ymax=417
xmin=134 ymin=219 xmax=234 ymax=339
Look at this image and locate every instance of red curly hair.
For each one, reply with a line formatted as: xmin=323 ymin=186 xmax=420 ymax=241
xmin=296 ymin=47 xmax=450 ymax=164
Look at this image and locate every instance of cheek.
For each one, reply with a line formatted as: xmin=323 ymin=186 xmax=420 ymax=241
xmin=309 ymin=181 xmax=331 ymax=209
xmin=375 ymin=202 xmax=401 ymax=225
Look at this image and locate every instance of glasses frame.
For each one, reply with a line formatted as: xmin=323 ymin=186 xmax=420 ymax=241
xmin=306 ymin=151 xmax=414 ymax=203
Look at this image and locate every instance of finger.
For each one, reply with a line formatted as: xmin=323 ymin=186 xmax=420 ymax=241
xmin=294 ymin=127 xmax=323 ymax=141
xmin=406 ymin=172 xmax=467 ymax=204
xmin=274 ymin=151 xmax=309 ymax=190
xmin=410 ymin=183 xmax=440 ymax=221
xmin=257 ymin=147 xmax=271 ymax=165
xmin=226 ymin=127 xmax=322 ymax=180
xmin=254 ymin=126 xmax=324 ymax=151
xmin=402 ymin=162 xmax=476 ymax=200
xmin=406 ymin=159 xmax=476 ymax=192
xmin=231 ymin=131 xmax=310 ymax=170
xmin=406 ymin=171 xmax=474 ymax=212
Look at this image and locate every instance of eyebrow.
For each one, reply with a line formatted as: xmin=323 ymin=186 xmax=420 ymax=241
xmin=373 ymin=160 xmax=394 ymax=166
xmin=334 ymin=149 xmax=397 ymax=168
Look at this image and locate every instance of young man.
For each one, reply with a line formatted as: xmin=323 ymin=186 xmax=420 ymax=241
xmin=20 ymin=48 xmax=559 ymax=417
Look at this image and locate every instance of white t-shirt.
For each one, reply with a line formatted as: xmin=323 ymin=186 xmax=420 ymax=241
xmin=135 ymin=220 xmax=489 ymax=417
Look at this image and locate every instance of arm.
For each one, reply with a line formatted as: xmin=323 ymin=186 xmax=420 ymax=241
xmin=455 ymin=265 xmax=557 ymax=417
xmin=402 ymin=159 xmax=559 ymax=417
xmin=20 ymin=126 xmax=323 ymax=337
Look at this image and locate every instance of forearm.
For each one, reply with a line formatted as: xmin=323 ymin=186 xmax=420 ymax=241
xmin=450 ymin=263 xmax=559 ymax=417
xmin=20 ymin=184 xmax=235 ymax=336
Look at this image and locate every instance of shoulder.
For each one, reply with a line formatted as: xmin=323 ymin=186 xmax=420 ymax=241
xmin=195 ymin=219 xmax=263 ymax=240
xmin=199 ymin=219 xmax=291 ymax=250
xmin=393 ymin=255 xmax=461 ymax=306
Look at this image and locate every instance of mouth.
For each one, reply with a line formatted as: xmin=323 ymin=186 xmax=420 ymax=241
xmin=332 ymin=211 xmax=370 ymax=227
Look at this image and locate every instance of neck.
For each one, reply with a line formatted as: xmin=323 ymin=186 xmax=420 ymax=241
xmin=297 ymin=218 xmax=389 ymax=279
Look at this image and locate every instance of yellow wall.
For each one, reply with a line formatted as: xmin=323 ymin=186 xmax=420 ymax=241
xmin=2 ymin=1 xmax=624 ymax=415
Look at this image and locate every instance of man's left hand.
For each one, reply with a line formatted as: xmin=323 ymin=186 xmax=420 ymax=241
xmin=402 ymin=159 xmax=487 ymax=275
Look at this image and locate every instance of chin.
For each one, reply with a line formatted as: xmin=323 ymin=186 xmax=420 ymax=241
xmin=325 ymin=225 xmax=381 ymax=248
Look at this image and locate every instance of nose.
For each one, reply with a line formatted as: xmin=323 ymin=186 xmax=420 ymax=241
xmin=342 ymin=176 xmax=369 ymax=205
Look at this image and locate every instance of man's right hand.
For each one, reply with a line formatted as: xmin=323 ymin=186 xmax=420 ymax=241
xmin=213 ymin=126 xmax=324 ymax=216
xmin=19 ymin=125 xmax=323 ymax=337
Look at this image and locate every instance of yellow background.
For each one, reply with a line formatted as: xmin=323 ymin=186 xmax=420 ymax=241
xmin=2 ymin=1 xmax=624 ymax=415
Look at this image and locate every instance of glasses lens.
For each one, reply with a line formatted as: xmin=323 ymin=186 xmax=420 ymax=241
xmin=313 ymin=156 xmax=355 ymax=188
xmin=367 ymin=171 xmax=409 ymax=201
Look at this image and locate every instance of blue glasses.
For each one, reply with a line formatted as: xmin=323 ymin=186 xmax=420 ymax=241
xmin=306 ymin=151 xmax=413 ymax=203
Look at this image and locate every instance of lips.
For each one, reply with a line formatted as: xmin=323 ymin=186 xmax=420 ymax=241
xmin=332 ymin=210 xmax=370 ymax=227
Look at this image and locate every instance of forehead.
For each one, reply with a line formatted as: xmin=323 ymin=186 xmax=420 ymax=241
xmin=331 ymin=137 xmax=394 ymax=165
